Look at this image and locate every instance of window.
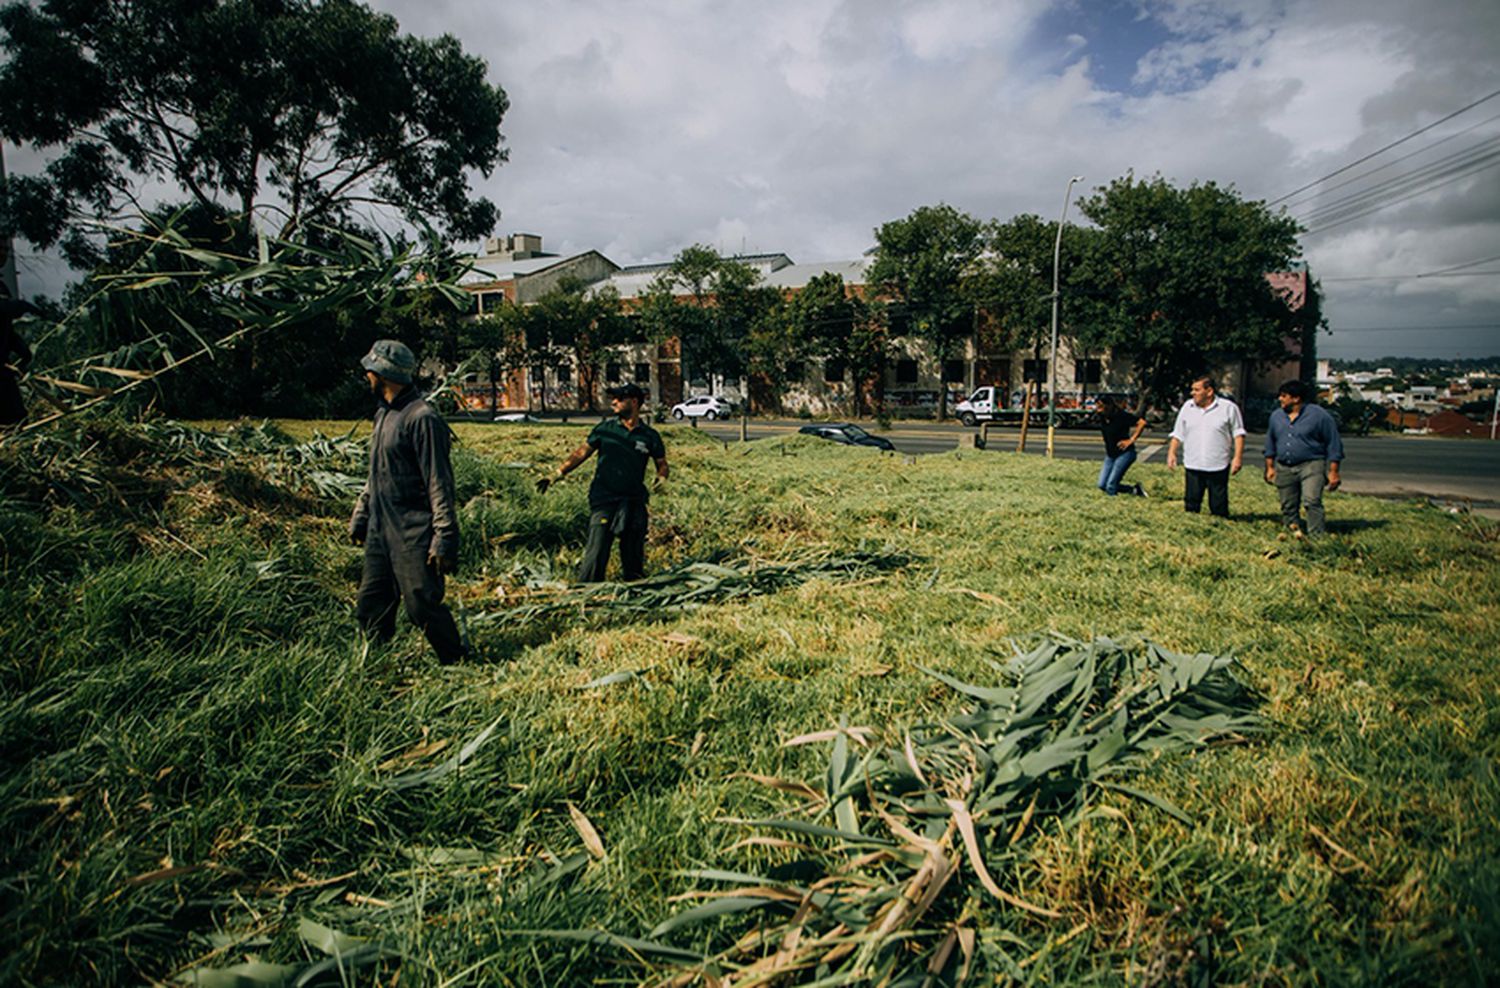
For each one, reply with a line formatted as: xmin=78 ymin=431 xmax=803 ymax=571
xmin=824 ymin=358 xmax=846 ymax=383
xmin=895 ymin=359 xmax=918 ymax=384
xmin=633 ymin=363 xmax=651 ymax=384
xmin=479 ymin=291 xmax=506 ymax=313
xmin=786 ymin=360 xmax=805 ymax=380
xmin=606 ymin=362 xmax=622 ymax=383
xmin=942 ymin=360 xmax=965 ymax=384
xmin=554 ymin=366 xmax=572 ymax=386
xmin=1073 ymin=359 xmax=1102 ymax=385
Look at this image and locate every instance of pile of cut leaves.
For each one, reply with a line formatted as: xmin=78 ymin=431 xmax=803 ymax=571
xmin=539 ymin=635 xmax=1263 ymax=985
xmin=0 ymin=416 xmax=365 ymax=512
xmin=471 ymin=545 xmax=914 ymax=627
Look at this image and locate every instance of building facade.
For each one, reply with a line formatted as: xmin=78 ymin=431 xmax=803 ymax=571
xmin=460 ymin=234 xmax=1310 ymax=416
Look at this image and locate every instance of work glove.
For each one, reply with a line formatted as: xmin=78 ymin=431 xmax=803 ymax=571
xmin=349 ymin=525 xmax=366 ymax=547
xmin=428 ymin=550 xmax=458 ymax=574
xmin=535 ymin=476 xmax=552 ymax=494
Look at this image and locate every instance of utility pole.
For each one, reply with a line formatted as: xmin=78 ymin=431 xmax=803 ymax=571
xmin=1046 ymin=175 xmax=1082 ymax=459
xmin=0 ymin=143 xmax=18 ymax=298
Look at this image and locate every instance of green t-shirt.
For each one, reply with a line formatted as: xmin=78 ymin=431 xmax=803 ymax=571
xmin=586 ymin=417 xmax=665 ymax=508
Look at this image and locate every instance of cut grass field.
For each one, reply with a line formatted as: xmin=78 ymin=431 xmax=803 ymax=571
xmin=1 ymin=417 xmax=1496 ymax=986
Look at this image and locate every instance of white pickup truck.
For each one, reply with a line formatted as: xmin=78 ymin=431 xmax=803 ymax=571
xmin=953 ymin=386 xmax=1096 ymax=428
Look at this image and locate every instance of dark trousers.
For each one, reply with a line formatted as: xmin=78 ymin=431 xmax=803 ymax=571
xmin=0 ymin=372 xmax=25 ymax=425
xmin=355 ymin=532 xmax=464 ymax=661
xmin=577 ymin=506 xmax=647 ymax=582
xmin=1184 ymin=467 xmax=1230 ymax=517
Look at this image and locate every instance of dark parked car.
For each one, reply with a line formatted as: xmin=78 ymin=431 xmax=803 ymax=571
xmin=797 ymin=422 xmax=896 ymax=451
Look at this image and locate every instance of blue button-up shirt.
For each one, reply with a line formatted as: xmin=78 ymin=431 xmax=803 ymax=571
xmin=1264 ymin=403 xmax=1344 ymax=465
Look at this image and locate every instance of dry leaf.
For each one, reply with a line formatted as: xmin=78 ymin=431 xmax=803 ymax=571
xmin=568 ymin=802 xmax=607 ymax=860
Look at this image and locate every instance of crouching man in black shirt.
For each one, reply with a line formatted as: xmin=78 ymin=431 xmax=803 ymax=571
xmin=1096 ymin=394 xmax=1148 ymax=496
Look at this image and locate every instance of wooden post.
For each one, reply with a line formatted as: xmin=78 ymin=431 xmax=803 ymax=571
xmin=1017 ymin=381 xmax=1035 ymax=452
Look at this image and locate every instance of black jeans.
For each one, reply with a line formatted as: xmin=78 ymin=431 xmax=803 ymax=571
xmin=1184 ymin=467 xmax=1230 ymax=517
xmin=577 ymin=503 xmax=648 ymax=582
xmin=355 ymin=531 xmax=465 ymax=661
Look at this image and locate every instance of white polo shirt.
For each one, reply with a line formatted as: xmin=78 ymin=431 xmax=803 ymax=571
xmin=1170 ymin=397 xmax=1246 ymax=471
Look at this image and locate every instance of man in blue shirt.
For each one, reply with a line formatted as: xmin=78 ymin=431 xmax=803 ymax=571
xmin=1263 ymin=379 xmax=1344 ymax=538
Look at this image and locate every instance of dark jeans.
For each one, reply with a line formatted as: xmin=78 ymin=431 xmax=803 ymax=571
xmin=355 ymin=531 xmax=465 ymax=661
xmin=1184 ymin=467 xmax=1230 ymax=517
xmin=1097 ymin=447 xmax=1138 ymax=495
xmin=577 ymin=504 xmax=647 ymax=582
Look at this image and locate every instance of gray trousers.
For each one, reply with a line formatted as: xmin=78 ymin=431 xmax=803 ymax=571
xmin=356 ymin=531 xmax=465 ymax=661
xmin=1275 ymin=458 xmax=1328 ymax=535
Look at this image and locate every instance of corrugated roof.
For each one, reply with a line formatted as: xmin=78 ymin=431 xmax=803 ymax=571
xmin=763 ymin=259 xmax=870 ymax=290
xmin=586 ymin=257 xmax=870 ymax=300
xmin=459 ymin=253 xmax=618 ymax=287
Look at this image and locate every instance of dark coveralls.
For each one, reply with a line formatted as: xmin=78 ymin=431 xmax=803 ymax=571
xmin=577 ymin=417 xmax=665 ymax=582
xmin=349 ymin=387 xmax=464 ymax=660
xmin=0 ymin=298 xmax=38 ymax=425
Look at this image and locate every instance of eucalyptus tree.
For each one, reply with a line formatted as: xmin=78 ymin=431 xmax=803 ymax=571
xmin=0 ymin=0 xmax=509 ymax=266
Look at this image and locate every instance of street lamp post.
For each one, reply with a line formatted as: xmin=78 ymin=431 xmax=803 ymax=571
xmin=1046 ymin=175 xmax=1083 ymax=459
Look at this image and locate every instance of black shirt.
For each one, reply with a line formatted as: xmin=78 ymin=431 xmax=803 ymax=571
xmin=1099 ymin=407 xmax=1143 ymax=454
xmin=586 ymin=417 xmax=666 ymax=509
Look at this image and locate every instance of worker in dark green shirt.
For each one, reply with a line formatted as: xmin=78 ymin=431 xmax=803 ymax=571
xmin=537 ymin=383 xmax=668 ymax=581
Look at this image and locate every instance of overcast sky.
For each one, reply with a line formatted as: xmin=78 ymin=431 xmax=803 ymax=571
xmin=14 ymin=0 xmax=1500 ymax=361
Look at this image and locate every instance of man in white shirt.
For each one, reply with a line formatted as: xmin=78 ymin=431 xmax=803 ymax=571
xmin=1166 ymin=376 xmax=1246 ymax=518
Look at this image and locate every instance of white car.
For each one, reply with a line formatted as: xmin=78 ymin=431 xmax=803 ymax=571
xmin=670 ymin=395 xmax=732 ymax=420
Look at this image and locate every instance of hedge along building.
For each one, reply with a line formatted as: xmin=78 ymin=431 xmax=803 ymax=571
xmin=461 ymin=234 xmax=1315 ymax=416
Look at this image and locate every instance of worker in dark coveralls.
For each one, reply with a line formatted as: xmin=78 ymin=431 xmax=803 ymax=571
xmin=0 ymin=290 xmax=39 ymax=425
xmin=537 ymin=383 xmax=668 ymax=582
xmin=348 ymin=339 xmax=467 ymax=662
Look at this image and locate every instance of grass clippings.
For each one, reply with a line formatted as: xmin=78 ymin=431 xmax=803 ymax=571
xmin=0 ymin=417 xmax=1496 ymax=986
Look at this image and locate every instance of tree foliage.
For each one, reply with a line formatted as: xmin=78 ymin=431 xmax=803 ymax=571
xmin=967 ymin=213 xmax=1101 ymax=360
xmin=16 ymin=209 xmax=473 ymax=423
xmin=866 ymin=204 xmax=983 ymax=418
xmin=638 ymin=245 xmax=782 ymax=398
xmin=786 ymin=272 xmax=883 ymax=415
xmin=0 ymin=0 xmax=509 ymax=266
xmin=482 ymin=278 xmax=628 ymax=412
xmin=1072 ymin=175 xmax=1308 ymax=410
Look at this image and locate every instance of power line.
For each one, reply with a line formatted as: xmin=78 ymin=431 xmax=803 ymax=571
xmin=1321 ymin=270 xmax=1500 ymax=282
xmin=1332 ymin=329 xmax=1494 ymax=338
xmin=1294 ymin=137 xmax=1500 ymax=227
xmin=1267 ymin=86 xmax=1500 ymax=206
xmin=1303 ymin=158 xmax=1500 ymax=235
xmin=1327 ymin=324 xmax=1499 ymax=333
xmin=1425 ymin=253 xmax=1500 ymax=275
xmin=1279 ymin=111 xmax=1500 ymax=211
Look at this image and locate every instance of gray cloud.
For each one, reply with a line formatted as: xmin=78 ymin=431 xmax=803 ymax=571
xmin=9 ymin=0 xmax=1499 ymax=358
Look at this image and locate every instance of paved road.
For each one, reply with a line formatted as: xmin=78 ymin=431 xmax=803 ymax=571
xmin=673 ymin=417 xmax=1500 ymax=506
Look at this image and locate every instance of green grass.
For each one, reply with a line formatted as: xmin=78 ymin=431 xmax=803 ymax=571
xmin=1 ymin=417 xmax=1497 ymax=985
